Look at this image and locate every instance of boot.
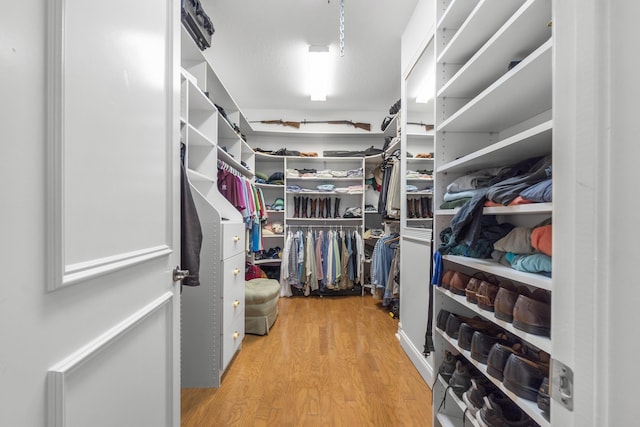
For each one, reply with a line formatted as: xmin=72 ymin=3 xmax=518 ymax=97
xmin=310 ymin=198 xmax=316 ymax=218
xmin=407 ymin=198 xmax=415 ymax=218
xmin=294 ymin=196 xmax=300 ymax=218
xmin=325 ymin=197 xmax=332 ymax=218
xmin=423 ymin=196 xmax=433 ymax=218
xmin=334 ymin=197 xmax=341 ymax=218
xmin=301 ymin=196 xmax=308 ymax=218
xmin=421 ymin=197 xmax=429 ymax=218
xmin=414 ymin=198 xmax=422 ymax=218
xmin=318 ymin=198 xmax=325 ymax=218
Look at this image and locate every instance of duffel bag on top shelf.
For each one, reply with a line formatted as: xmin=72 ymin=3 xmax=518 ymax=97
xmin=181 ymin=0 xmax=214 ymax=50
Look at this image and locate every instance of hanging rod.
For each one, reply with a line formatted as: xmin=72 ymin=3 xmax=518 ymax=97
xmin=287 ymin=224 xmax=362 ymax=229
xmin=217 ymin=159 xmax=245 ymax=178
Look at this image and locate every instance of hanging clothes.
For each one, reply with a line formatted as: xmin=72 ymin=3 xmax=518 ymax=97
xmin=279 ymin=227 xmax=364 ymax=296
xmin=217 ymin=161 xmax=268 ymax=253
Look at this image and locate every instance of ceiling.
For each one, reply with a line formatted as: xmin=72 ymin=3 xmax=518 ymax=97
xmin=202 ymin=0 xmax=420 ymax=122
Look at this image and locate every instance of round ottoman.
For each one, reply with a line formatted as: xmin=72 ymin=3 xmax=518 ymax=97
xmin=244 ymin=278 xmax=280 ymax=335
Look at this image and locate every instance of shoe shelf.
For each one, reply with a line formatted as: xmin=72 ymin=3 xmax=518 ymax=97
xmin=442 ymin=255 xmax=552 ymax=291
xmin=436 ymin=375 xmax=481 ymax=427
xmin=435 ymin=413 xmax=467 ymax=427
xmin=438 ymin=0 xmax=551 ymax=100
xmin=436 ymin=0 xmax=526 ymax=66
xmin=440 ymin=40 xmax=551 ymax=133
xmin=435 ymin=287 xmax=551 ymax=353
xmin=437 ymin=327 xmax=549 ymax=427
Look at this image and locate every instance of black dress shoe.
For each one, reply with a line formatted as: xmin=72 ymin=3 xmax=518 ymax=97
xmin=436 ymin=309 xmax=451 ymax=331
xmin=503 ymin=354 xmax=548 ymax=401
xmin=458 ymin=323 xmax=476 ymax=351
xmin=445 ymin=314 xmax=464 ymax=340
xmin=470 ymin=331 xmax=507 ymax=364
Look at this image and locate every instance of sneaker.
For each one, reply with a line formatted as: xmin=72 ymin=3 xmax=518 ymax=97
xmin=437 ymin=350 xmax=459 ymax=383
xmin=477 ymin=392 xmax=534 ymax=427
xmin=449 ymin=360 xmax=472 ymax=398
xmin=462 ymin=378 xmax=495 ymax=417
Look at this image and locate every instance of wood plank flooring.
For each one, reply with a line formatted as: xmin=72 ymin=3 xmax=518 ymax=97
xmin=181 ymin=295 xmax=433 ymax=426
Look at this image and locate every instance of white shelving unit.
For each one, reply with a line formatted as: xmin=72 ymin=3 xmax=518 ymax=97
xmin=432 ymin=0 xmax=552 ymax=425
xmin=180 ymin=24 xmax=252 ymax=388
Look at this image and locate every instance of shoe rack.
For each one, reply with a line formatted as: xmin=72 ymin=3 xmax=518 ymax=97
xmin=431 ymin=0 xmax=553 ymax=426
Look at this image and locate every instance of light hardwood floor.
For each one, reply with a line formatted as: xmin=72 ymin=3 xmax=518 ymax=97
xmin=181 ymin=295 xmax=433 ymax=426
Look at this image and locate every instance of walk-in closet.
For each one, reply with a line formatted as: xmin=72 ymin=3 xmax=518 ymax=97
xmin=5 ymin=0 xmax=638 ymax=426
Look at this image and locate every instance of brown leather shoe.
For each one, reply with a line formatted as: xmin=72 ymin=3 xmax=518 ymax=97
xmin=441 ymin=269 xmax=455 ymax=290
xmin=449 ymin=271 xmax=471 ymax=296
xmin=494 ymin=281 xmax=528 ymax=322
xmin=465 ymin=272 xmax=488 ymax=304
xmin=476 ymin=280 xmax=499 ymax=312
xmin=512 ymin=291 xmax=551 ymax=337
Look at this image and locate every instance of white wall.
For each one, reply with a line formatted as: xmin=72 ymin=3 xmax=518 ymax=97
xmin=401 ymin=0 xmax=435 ymax=77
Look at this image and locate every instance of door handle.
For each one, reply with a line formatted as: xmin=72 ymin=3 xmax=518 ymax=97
xmin=173 ymin=266 xmax=190 ymax=282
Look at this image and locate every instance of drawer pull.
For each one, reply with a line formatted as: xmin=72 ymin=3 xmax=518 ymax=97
xmin=233 ymin=235 xmax=240 ymax=242
xmin=233 ymin=268 xmax=240 ymax=276
xmin=233 ymin=299 xmax=240 ymax=308
xmin=233 ymin=331 xmax=240 ymax=340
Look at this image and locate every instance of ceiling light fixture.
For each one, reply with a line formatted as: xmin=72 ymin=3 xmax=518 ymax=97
xmin=308 ymin=45 xmax=330 ymax=101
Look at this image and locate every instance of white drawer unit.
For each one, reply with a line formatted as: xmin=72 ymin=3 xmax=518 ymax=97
xmin=222 ymin=221 xmax=246 ymax=258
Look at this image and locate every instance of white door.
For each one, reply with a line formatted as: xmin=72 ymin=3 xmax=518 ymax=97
xmin=0 ymin=1 xmax=180 ymax=426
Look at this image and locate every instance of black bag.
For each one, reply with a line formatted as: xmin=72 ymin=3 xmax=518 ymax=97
xmin=181 ymin=0 xmax=214 ymax=50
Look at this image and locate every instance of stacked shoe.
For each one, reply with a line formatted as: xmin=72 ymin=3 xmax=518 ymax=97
xmin=449 ymin=271 xmax=471 ymax=296
xmin=436 ymin=309 xmax=451 ymax=331
xmin=465 ymin=272 xmax=488 ymax=304
xmin=537 ymin=377 xmax=550 ymax=420
xmin=476 ymin=391 xmax=535 ymax=427
xmin=476 ymin=277 xmax=500 ymax=312
xmin=440 ymin=269 xmax=455 ymax=290
xmin=513 ymin=289 xmax=551 ymax=337
xmin=437 ymin=350 xmax=460 ymax=383
xmin=462 ymin=378 xmax=498 ymax=417
xmin=470 ymin=330 xmax=510 ymax=364
xmin=503 ymin=353 xmax=549 ymax=401
xmin=494 ymin=282 xmax=531 ymax=323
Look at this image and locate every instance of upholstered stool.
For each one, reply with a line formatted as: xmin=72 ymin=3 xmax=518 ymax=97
xmin=244 ymin=278 xmax=280 ymax=335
